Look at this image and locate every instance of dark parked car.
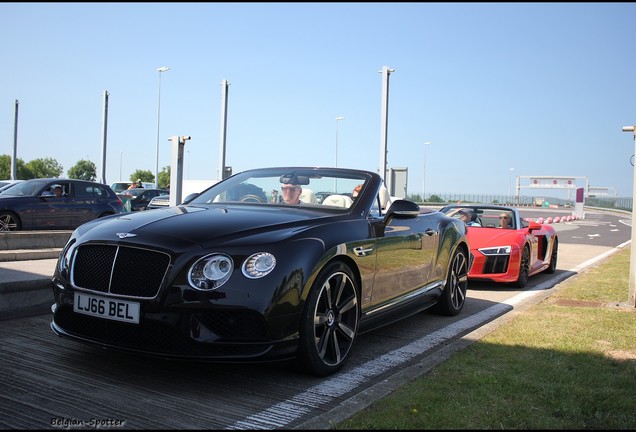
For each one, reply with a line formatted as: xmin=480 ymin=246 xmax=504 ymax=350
xmin=50 ymin=167 xmax=470 ymax=376
xmin=0 ymin=180 xmax=24 ymax=194
xmin=0 ymin=178 xmax=123 ymax=231
xmin=117 ymin=188 xmax=168 ymax=212
xmin=146 ymin=192 xmax=199 ymax=210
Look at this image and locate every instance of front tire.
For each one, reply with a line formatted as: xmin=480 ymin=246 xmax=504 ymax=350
xmin=433 ymin=247 xmax=469 ymax=316
xmin=296 ymin=261 xmax=359 ymax=376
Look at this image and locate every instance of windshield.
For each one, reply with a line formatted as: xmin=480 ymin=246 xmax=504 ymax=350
xmin=440 ymin=205 xmax=521 ymax=229
xmin=0 ymin=180 xmax=48 ymax=197
xmin=189 ymin=167 xmax=372 ymax=210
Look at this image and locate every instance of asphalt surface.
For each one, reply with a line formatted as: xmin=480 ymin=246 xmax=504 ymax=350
xmin=0 ymin=207 xmax=631 ymax=429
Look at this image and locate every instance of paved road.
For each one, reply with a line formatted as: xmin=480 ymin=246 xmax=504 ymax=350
xmin=0 ymin=208 xmax=630 ymax=430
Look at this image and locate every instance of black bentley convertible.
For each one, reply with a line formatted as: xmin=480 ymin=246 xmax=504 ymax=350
xmin=51 ymin=167 xmax=471 ymax=376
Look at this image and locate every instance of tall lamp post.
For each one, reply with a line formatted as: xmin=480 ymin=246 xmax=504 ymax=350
xmin=155 ymin=66 xmax=170 ymax=188
xmin=335 ymin=116 xmax=344 ymax=167
xmin=422 ymin=141 xmax=432 ymax=201
xmin=622 ymin=125 xmax=636 ymax=307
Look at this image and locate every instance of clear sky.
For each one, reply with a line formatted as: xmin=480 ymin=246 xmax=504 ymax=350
xmin=1 ymin=2 xmax=635 ymax=199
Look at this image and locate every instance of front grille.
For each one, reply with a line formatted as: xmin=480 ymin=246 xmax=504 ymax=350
xmin=72 ymin=244 xmax=171 ymax=298
xmin=482 ymin=255 xmax=510 ymax=274
xmin=148 ymin=198 xmax=169 ymax=208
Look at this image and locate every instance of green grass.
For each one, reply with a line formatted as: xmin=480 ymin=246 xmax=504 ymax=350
xmin=336 ymin=247 xmax=636 ymax=430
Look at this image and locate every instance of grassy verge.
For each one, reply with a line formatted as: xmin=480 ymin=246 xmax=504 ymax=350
xmin=336 ymin=247 xmax=636 ymax=429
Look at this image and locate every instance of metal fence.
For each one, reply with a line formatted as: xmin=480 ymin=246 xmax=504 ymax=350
xmin=414 ymin=193 xmax=633 ymax=212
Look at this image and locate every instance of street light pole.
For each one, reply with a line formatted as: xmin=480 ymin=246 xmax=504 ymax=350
xmin=155 ymin=66 xmax=170 ymax=188
xmin=335 ymin=116 xmax=344 ymax=167
xmin=622 ymin=125 xmax=636 ymax=307
xmin=422 ymin=141 xmax=431 ymax=201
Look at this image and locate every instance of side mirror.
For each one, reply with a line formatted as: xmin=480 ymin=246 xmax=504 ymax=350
xmin=384 ymin=199 xmax=420 ymax=224
xmin=182 ymin=193 xmax=199 ymax=204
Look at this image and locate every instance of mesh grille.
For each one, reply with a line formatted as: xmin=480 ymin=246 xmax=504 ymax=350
xmin=72 ymin=244 xmax=171 ymax=298
xmin=482 ymin=255 xmax=510 ymax=274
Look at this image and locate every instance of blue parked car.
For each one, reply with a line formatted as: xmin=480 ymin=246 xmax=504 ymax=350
xmin=0 ymin=178 xmax=123 ymax=231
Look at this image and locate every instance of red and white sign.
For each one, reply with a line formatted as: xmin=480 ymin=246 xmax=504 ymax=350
xmin=529 ymin=177 xmax=577 ymax=189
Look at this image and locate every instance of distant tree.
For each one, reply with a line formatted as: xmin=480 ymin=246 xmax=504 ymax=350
xmin=130 ymin=169 xmax=154 ymax=184
xmin=428 ymin=194 xmax=445 ymax=203
xmin=158 ymin=165 xmax=170 ymax=189
xmin=68 ymin=159 xmax=97 ymax=181
xmin=24 ymin=157 xmax=63 ymax=178
xmin=0 ymin=154 xmax=29 ymax=179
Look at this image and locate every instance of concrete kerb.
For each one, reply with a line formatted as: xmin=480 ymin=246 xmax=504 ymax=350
xmin=0 ymin=259 xmax=57 ymax=320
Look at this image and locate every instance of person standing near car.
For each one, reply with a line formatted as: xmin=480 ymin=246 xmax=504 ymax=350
xmin=128 ymin=179 xmax=143 ymax=190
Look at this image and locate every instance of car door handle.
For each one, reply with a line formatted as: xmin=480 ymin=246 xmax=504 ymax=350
xmin=425 ymin=228 xmax=437 ymax=236
xmin=353 ymin=246 xmax=373 ymax=257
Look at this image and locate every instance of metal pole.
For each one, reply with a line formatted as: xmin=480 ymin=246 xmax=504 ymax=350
xmin=622 ymin=126 xmax=636 ymax=307
xmin=11 ymin=99 xmax=18 ymax=180
xmin=379 ymin=66 xmax=394 ymax=187
xmin=169 ymin=135 xmax=190 ymax=206
xmin=218 ymin=80 xmax=230 ymax=180
xmin=155 ymin=67 xmax=169 ymax=188
xmin=335 ymin=116 xmax=344 ymax=167
xmin=99 ymin=90 xmax=109 ymax=184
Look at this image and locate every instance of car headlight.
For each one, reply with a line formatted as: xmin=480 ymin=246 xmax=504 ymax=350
xmin=242 ymin=252 xmax=276 ymax=279
xmin=58 ymin=239 xmax=77 ymax=275
xmin=478 ymin=246 xmax=511 ymax=256
xmin=188 ymin=253 xmax=234 ymax=290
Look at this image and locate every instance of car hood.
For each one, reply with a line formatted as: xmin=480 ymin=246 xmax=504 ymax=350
xmin=73 ymin=204 xmax=333 ymax=250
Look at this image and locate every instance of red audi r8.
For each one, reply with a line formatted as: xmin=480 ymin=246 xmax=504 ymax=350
xmin=439 ymin=204 xmax=558 ymax=288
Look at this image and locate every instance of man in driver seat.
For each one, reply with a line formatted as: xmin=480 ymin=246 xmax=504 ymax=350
xmin=281 ymin=183 xmax=302 ymax=205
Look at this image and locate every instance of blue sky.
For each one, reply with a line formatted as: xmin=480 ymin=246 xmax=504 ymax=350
xmin=1 ymin=2 xmax=635 ymax=199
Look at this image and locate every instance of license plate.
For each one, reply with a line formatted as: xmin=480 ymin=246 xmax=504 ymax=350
xmin=73 ymin=292 xmax=140 ymax=324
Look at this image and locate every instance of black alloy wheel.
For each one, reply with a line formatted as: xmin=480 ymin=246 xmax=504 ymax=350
xmin=296 ymin=261 xmax=359 ymax=377
xmin=433 ymin=247 xmax=469 ymax=316
xmin=0 ymin=212 xmax=20 ymax=231
xmin=514 ymin=246 xmax=530 ymax=288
